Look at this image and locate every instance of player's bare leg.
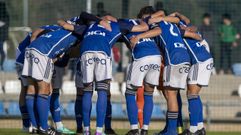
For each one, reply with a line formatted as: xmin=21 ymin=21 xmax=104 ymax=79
xmin=136 ymin=86 xmax=144 ymax=128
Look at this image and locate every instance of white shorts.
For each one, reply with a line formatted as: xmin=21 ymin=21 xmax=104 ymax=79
xmin=80 ymin=52 xmax=112 ymax=84
xmin=187 ymin=58 xmax=213 ymax=86
xmin=16 ymin=63 xmax=28 ymax=87
xmin=75 ymin=61 xmax=84 ymax=88
xmin=22 ymin=49 xmax=54 ymax=83
xmin=126 ymin=56 xmax=162 ymax=89
xmin=163 ymin=63 xmax=190 ymax=89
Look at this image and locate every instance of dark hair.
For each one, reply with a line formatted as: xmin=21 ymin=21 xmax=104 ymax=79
xmin=203 ymin=13 xmax=211 ymax=18
xmin=222 ymin=13 xmax=231 ymax=20
xmin=137 ymin=6 xmax=156 ymax=19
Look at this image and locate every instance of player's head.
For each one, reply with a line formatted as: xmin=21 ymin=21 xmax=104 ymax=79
xmin=202 ymin=13 xmax=211 ymax=25
xmin=137 ymin=6 xmax=156 ymax=19
xmin=222 ymin=13 xmax=232 ymax=25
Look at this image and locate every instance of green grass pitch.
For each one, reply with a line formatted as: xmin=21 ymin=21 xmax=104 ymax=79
xmin=0 ymin=129 xmax=240 ymax=135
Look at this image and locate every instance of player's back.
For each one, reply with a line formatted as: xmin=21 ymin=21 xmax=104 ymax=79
xmin=29 ymin=28 xmax=78 ymax=59
xmin=159 ymin=21 xmax=190 ymax=65
xmin=124 ymin=19 xmax=161 ymax=60
xmin=80 ymin=21 xmax=121 ymax=57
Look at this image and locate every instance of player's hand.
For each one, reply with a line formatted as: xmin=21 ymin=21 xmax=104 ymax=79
xmin=130 ymin=36 xmax=139 ymax=49
xmin=99 ymin=20 xmax=112 ymax=31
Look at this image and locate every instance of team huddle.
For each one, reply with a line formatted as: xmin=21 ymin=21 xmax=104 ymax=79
xmin=15 ymin=6 xmax=213 ymax=135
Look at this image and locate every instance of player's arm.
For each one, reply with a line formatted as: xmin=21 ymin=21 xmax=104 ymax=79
xmin=79 ymin=11 xmax=102 ymax=23
xmin=58 ymin=20 xmax=74 ymax=31
xmin=130 ymin=27 xmax=161 ymax=48
xmin=169 ymin=12 xmax=190 ymax=25
xmin=131 ymin=20 xmax=149 ymax=32
xmin=148 ymin=16 xmax=180 ymax=24
xmin=30 ymin=28 xmax=45 ymax=42
xmin=182 ymin=30 xmax=202 ymax=41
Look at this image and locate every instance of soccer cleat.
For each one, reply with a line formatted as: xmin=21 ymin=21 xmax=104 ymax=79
xmin=29 ymin=126 xmax=39 ymax=134
xmin=39 ymin=127 xmax=61 ymax=135
xmin=177 ymin=126 xmax=183 ymax=135
xmin=140 ymin=129 xmax=148 ymax=135
xmin=197 ymin=128 xmax=206 ymax=135
xmin=83 ymin=130 xmax=92 ymax=135
xmin=76 ymin=127 xmax=83 ymax=135
xmin=95 ymin=132 xmax=106 ymax=135
xmin=125 ymin=129 xmax=139 ymax=135
xmin=57 ymin=127 xmax=75 ymax=134
xmin=182 ymin=129 xmax=199 ymax=135
xmin=104 ymin=128 xmax=118 ymax=135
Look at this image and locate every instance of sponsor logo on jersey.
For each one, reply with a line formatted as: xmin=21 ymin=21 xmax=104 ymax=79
xmin=206 ymin=62 xmax=214 ymax=70
xmin=85 ymin=30 xmax=106 ymax=38
xmin=139 ymin=64 xmax=160 ymax=72
xmin=25 ymin=51 xmax=40 ymax=64
xmin=179 ymin=65 xmax=190 ymax=73
xmin=85 ymin=57 xmax=107 ymax=65
xmin=137 ymin=38 xmax=154 ymax=44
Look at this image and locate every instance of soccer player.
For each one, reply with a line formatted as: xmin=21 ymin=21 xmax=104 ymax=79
xmin=147 ymin=10 xmax=192 ymax=135
xmin=124 ymin=17 xmax=162 ymax=135
xmin=74 ymin=14 xmax=148 ymax=135
xmin=16 ymin=25 xmax=61 ymax=133
xmin=75 ymin=62 xmax=117 ymax=135
xmin=172 ymin=12 xmax=213 ymax=135
xmin=22 ymin=19 xmax=86 ymax=134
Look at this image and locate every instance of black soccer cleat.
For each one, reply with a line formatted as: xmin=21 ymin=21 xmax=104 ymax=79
xmin=197 ymin=128 xmax=206 ymax=135
xmin=76 ymin=127 xmax=83 ymax=135
xmin=125 ymin=129 xmax=139 ymax=135
xmin=140 ymin=129 xmax=148 ymax=135
xmin=39 ymin=127 xmax=62 ymax=135
xmin=182 ymin=129 xmax=199 ymax=135
xmin=104 ymin=128 xmax=118 ymax=135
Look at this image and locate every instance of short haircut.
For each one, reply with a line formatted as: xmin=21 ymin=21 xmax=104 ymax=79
xmin=222 ymin=13 xmax=231 ymax=20
xmin=137 ymin=6 xmax=156 ymax=18
xmin=203 ymin=13 xmax=211 ymax=18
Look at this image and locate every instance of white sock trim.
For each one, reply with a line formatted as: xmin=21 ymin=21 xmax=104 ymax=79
xmin=96 ymin=127 xmax=103 ymax=133
xmin=84 ymin=126 xmax=90 ymax=131
xmin=55 ymin=121 xmax=63 ymax=129
xmin=131 ymin=124 xmax=138 ymax=130
xmin=197 ymin=122 xmax=204 ymax=130
xmin=190 ymin=126 xmax=198 ymax=133
xmin=142 ymin=125 xmax=149 ymax=130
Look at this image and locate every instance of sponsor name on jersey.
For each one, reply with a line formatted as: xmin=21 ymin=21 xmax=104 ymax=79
xmin=139 ymin=64 xmax=160 ymax=72
xmin=85 ymin=57 xmax=107 ymax=65
xmin=85 ymin=30 xmax=106 ymax=38
xmin=25 ymin=51 xmax=40 ymax=64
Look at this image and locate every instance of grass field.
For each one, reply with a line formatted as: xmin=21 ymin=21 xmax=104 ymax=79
xmin=0 ymin=129 xmax=240 ymax=135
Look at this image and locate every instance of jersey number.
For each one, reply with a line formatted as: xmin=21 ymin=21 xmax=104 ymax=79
xmin=164 ymin=21 xmax=178 ymax=36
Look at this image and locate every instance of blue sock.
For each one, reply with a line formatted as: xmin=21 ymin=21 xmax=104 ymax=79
xmin=125 ymin=93 xmax=138 ymax=127
xmin=177 ymin=91 xmax=183 ymax=128
xmin=26 ymin=94 xmax=38 ymax=128
xmin=75 ymin=95 xmax=83 ymax=129
xmin=166 ymin=111 xmax=178 ymax=133
xmin=34 ymin=95 xmax=40 ymax=127
xmin=143 ymin=93 xmax=153 ymax=129
xmin=50 ymin=91 xmax=61 ymax=123
xmin=82 ymin=91 xmax=93 ymax=127
xmin=105 ymin=96 xmax=112 ymax=129
xmin=20 ymin=105 xmax=30 ymax=128
xmin=197 ymin=96 xmax=203 ymax=123
xmin=188 ymin=95 xmax=200 ymax=129
xmin=36 ymin=94 xmax=49 ymax=130
xmin=96 ymin=90 xmax=107 ymax=128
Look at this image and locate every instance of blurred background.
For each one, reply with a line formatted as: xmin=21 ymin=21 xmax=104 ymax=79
xmin=0 ymin=0 xmax=241 ymax=133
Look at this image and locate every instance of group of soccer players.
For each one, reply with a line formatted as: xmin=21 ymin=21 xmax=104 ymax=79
xmin=15 ymin=5 xmax=213 ymax=135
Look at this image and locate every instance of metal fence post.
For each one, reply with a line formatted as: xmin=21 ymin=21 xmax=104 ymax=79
xmin=23 ymin=0 xmax=28 ymax=26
